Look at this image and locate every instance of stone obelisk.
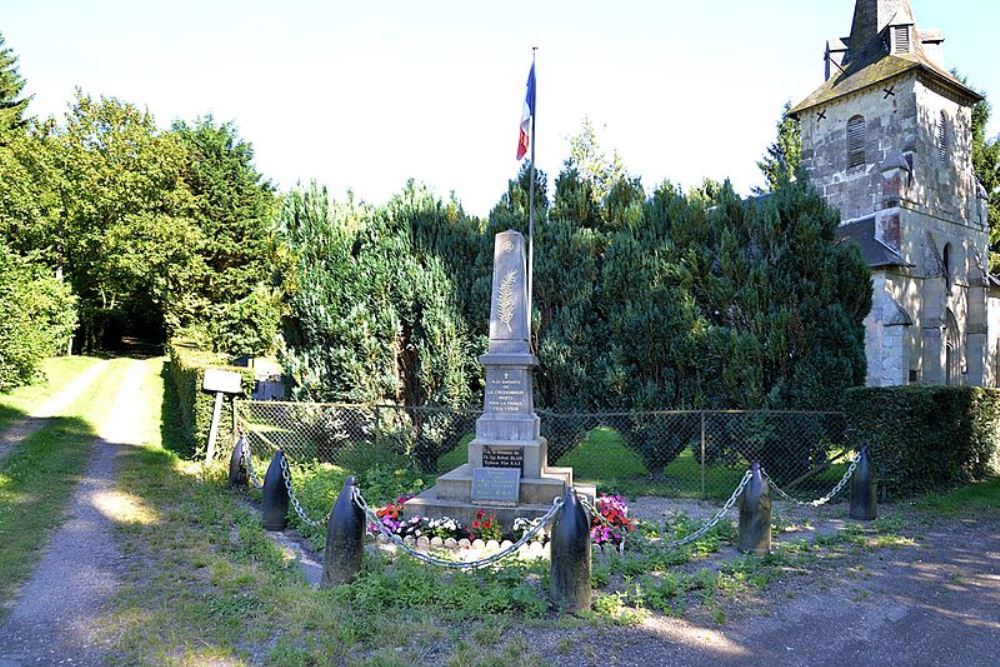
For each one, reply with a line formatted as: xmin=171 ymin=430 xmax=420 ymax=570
xmin=405 ymin=230 xmax=594 ymax=527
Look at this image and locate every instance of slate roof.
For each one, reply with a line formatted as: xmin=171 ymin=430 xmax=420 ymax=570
xmin=837 ymin=216 xmax=911 ymax=268
xmin=792 ymin=10 xmax=981 ymax=117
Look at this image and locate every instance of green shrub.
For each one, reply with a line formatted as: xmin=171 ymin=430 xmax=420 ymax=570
xmin=844 ymin=386 xmax=1000 ymax=496
xmin=0 ymin=244 xmax=77 ymax=391
xmin=166 ymin=338 xmax=254 ymax=458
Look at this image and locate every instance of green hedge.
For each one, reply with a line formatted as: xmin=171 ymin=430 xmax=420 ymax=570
xmin=166 ymin=339 xmax=255 ymax=459
xmin=844 ymin=386 xmax=1000 ymax=496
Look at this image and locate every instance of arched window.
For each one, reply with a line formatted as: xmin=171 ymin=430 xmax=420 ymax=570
xmin=942 ymin=243 xmax=951 ymax=283
xmin=938 ymin=111 xmax=949 ymax=163
xmin=945 ymin=309 xmax=961 ymax=386
xmin=847 ymin=116 xmax=867 ymax=169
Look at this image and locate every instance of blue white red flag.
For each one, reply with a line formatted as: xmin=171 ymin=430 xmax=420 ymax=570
xmin=516 ymin=63 xmax=536 ymax=161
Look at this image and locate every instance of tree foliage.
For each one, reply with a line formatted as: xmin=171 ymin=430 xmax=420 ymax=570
xmin=278 ymin=182 xmax=479 ymax=408
xmin=756 ymin=101 xmax=802 ymax=193
xmin=0 ymin=86 xmax=281 ymax=352
xmin=172 ymin=117 xmax=283 ymax=355
xmin=275 ymin=122 xmax=872 ymax=473
xmin=0 ymin=31 xmax=30 ymax=143
xmin=0 ymin=241 xmax=77 ymax=391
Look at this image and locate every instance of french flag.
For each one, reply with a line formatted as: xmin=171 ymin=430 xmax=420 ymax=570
xmin=516 ymin=63 xmax=536 ymax=161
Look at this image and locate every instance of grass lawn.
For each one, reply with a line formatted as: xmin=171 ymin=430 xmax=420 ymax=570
xmin=0 ymin=358 xmax=127 ymax=608
xmin=0 ymin=355 xmax=104 ymax=432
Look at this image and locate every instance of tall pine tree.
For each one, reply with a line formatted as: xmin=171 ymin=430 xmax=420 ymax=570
xmin=0 ymin=32 xmax=30 ymax=144
xmin=756 ymin=101 xmax=802 ymax=193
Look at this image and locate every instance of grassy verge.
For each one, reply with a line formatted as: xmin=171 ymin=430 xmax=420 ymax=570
xmin=0 ymin=355 xmax=104 ymax=431
xmin=0 ymin=358 xmax=127 ymax=608
xmin=916 ymin=476 xmax=1000 ymax=515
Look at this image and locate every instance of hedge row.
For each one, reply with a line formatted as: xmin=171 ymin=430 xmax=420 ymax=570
xmin=166 ymin=339 xmax=255 ymax=459
xmin=844 ymin=386 xmax=1000 ymax=496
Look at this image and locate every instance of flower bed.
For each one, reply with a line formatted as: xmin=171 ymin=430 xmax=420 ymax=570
xmin=365 ymin=493 xmax=634 ymax=549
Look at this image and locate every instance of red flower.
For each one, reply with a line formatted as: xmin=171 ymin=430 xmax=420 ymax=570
xmin=472 ymin=520 xmax=480 ymax=529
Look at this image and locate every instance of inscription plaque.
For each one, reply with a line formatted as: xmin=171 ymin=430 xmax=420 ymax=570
xmin=484 ymin=370 xmax=529 ymax=414
xmin=471 ymin=468 xmax=521 ymax=506
xmin=482 ymin=446 xmax=524 ymax=471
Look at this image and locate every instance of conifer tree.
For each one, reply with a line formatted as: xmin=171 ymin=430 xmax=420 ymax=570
xmin=756 ymin=101 xmax=802 ymax=193
xmin=0 ymin=32 xmax=30 ymax=143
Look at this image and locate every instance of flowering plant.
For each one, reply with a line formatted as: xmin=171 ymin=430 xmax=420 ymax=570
xmin=426 ymin=516 xmax=461 ymax=540
xmin=369 ymin=495 xmax=415 ymax=535
xmin=468 ymin=509 xmax=502 ymax=542
xmin=512 ymin=516 xmax=544 ymax=542
xmin=590 ymin=494 xmax=634 ymax=548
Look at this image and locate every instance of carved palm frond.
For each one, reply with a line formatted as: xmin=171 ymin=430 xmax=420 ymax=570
xmin=498 ymin=269 xmax=518 ymax=333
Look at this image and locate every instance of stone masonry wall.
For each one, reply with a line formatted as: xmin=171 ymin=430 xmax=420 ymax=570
xmin=800 ymin=76 xmax=917 ymax=222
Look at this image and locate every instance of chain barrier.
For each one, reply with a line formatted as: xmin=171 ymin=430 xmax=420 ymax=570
xmin=240 ymin=435 xmax=263 ymax=489
xmin=763 ymin=450 xmax=861 ymax=507
xmin=579 ymin=469 xmax=753 ymax=551
xmin=353 ymin=487 xmax=564 ymax=570
xmin=279 ymin=455 xmax=331 ymax=529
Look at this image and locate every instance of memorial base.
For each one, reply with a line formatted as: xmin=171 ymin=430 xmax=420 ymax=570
xmin=404 ymin=471 xmax=596 ymax=529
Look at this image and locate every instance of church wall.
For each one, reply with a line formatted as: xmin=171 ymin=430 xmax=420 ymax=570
xmin=799 ymin=76 xmax=917 ymax=221
xmin=987 ymin=294 xmax=1000 ymax=387
xmin=910 ymin=79 xmax=979 ymax=227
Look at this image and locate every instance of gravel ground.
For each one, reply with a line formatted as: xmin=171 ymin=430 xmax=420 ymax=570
xmin=523 ymin=512 xmax=1000 ymax=667
xmin=0 ymin=360 xmax=108 ymax=465
xmin=0 ymin=360 xmax=144 ymax=667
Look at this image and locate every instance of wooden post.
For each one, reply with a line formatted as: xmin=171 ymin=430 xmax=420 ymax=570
xmin=206 ymin=391 xmax=224 ymax=463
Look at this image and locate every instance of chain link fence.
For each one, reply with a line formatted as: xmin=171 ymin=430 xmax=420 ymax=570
xmin=235 ymin=401 xmax=849 ymax=501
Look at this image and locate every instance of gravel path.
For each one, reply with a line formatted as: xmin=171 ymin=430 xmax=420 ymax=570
xmin=0 ymin=360 xmax=109 ymax=465
xmin=0 ymin=359 xmax=145 ymax=667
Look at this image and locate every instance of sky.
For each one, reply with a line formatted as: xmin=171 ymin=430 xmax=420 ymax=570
xmin=4 ymin=0 xmax=999 ymax=217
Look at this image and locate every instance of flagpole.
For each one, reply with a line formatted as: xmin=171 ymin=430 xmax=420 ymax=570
xmin=527 ymin=47 xmax=537 ymax=345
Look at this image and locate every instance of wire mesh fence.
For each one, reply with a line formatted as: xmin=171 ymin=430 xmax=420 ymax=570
xmin=236 ymin=401 xmax=849 ymax=501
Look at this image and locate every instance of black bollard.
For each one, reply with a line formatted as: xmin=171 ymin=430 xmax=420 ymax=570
xmin=550 ymin=487 xmax=592 ymax=613
xmin=261 ymin=450 xmax=290 ymax=531
xmin=738 ymin=462 xmax=772 ymax=555
xmin=849 ymin=446 xmax=878 ymax=521
xmin=228 ymin=435 xmax=247 ymax=488
xmin=322 ymin=476 xmax=366 ymax=587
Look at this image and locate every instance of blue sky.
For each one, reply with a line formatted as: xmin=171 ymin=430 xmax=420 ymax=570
xmin=4 ymin=0 xmax=998 ymax=215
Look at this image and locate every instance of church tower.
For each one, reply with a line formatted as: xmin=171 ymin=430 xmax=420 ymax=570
xmin=791 ymin=0 xmax=995 ymax=387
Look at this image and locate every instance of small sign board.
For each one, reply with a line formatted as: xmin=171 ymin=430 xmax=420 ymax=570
xmin=482 ymin=446 xmax=523 ymax=471
xmin=202 ymin=368 xmax=243 ymax=395
xmin=471 ymin=468 xmax=520 ymax=506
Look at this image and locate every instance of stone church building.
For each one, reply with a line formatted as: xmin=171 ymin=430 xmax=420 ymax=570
xmin=791 ymin=0 xmax=996 ymax=387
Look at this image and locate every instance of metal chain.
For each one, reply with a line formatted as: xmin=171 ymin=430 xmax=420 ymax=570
xmin=353 ymin=487 xmax=564 ymax=570
xmin=241 ymin=436 xmax=263 ymax=489
xmin=763 ymin=451 xmax=861 ymax=507
xmin=279 ymin=455 xmax=331 ymax=529
xmin=580 ymin=469 xmax=752 ymax=552
xmin=661 ymin=469 xmax=752 ymax=549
